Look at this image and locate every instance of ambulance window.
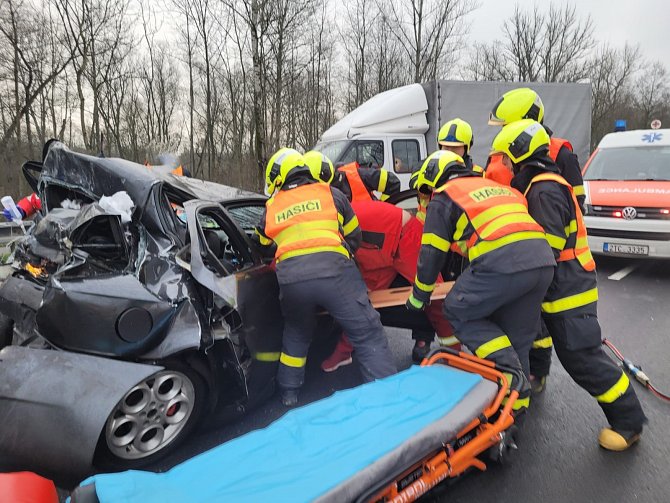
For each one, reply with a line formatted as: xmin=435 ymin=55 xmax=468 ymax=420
xmin=341 ymin=141 xmax=384 ymax=168
xmin=392 ymin=140 xmax=420 ymax=174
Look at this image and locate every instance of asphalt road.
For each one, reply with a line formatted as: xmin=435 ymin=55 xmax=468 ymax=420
xmin=67 ymin=255 xmax=670 ymax=501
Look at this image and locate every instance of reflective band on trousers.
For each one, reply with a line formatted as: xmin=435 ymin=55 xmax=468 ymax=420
xmin=279 ymin=353 xmax=307 ymax=368
xmin=532 ymin=336 xmax=553 ymax=349
xmin=254 ymin=352 xmax=280 ymax=362
xmin=475 ymin=335 xmax=512 ymax=359
xmin=438 ymin=336 xmax=460 ymax=347
xmin=503 ymin=396 xmax=530 ymax=410
xmin=541 ymin=287 xmax=598 ymax=313
xmin=595 ymin=372 xmax=630 ymax=403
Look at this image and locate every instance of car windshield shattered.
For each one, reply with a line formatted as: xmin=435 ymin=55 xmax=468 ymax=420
xmin=584 ymin=146 xmax=670 ymax=181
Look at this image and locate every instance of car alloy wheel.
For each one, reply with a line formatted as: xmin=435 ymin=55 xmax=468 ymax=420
xmin=104 ymin=370 xmax=196 ymax=460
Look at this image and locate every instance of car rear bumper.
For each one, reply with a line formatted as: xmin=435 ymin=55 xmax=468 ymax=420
xmin=585 ymin=216 xmax=670 ymax=258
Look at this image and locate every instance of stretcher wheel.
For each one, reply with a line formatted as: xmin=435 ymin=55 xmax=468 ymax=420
xmin=488 ymin=425 xmax=519 ymax=465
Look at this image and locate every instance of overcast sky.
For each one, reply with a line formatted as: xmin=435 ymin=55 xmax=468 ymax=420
xmin=469 ymin=0 xmax=670 ymax=70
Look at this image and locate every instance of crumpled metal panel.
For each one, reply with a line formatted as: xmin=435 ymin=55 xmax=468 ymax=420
xmin=0 ymin=346 xmax=162 ymax=478
xmin=21 ymin=207 xmax=79 ymax=263
xmin=36 ymin=274 xmax=178 ymax=357
xmin=40 ymin=143 xmax=158 ymax=212
xmin=141 ymin=297 xmax=205 ymax=360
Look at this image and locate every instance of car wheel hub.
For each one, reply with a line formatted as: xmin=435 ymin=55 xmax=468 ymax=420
xmin=105 ymin=370 xmax=195 ymax=460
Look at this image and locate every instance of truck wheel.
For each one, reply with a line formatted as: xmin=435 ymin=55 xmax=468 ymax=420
xmin=95 ymin=360 xmax=207 ymax=470
xmin=0 ymin=313 xmax=13 ymax=349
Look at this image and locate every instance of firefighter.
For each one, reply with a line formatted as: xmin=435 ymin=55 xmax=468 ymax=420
xmin=492 ymin=120 xmax=646 ymax=450
xmin=305 ymin=151 xmax=455 ymax=366
xmin=489 ymin=87 xmax=587 ymax=390
xmin=255 ymin=148 xmax=397 ymax=406
xmin=488 ymin=87 xmax=585 ymax=209
xmin=437 ymin=118 xmax=484 ymax=174
xmin=414 ymin=119 xmax=484 ymax=225
xmin=334 ymin=160 xmax=401 ymax=202
xmin=407 ymin=150 xmax=556 ymax=413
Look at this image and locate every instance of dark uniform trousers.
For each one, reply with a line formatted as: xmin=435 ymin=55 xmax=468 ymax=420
xmin=543 ymin=301 xmax=646 ymax=431
xmin=529 ymin=320 xmax=553 ymax=377
xmin=442 ymin=265 xmax=555 ymax=396
xmin=277 ymin=259 xmax=397 ymax=390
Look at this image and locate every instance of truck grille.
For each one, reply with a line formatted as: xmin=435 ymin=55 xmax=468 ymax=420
xmin=586 ymin=205 xmax=670 ymax=220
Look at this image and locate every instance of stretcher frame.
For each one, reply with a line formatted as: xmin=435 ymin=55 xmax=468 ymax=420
xmin=357 ymin=348 xmax=522 ymax=503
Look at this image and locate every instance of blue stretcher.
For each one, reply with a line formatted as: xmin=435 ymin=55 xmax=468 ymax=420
xmin=71 ymin=351 xmax=520 ymax=503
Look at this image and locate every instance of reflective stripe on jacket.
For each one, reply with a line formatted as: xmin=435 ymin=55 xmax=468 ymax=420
xmin=338 ymin=162 xmax=373 ymax=202
xmin=264 ymin=183 xmax=349 ymax=262
xmin=524 ymin=173 xmax=595 ymax=271
xmin=436 ymin=177 xmax=546 ymax=262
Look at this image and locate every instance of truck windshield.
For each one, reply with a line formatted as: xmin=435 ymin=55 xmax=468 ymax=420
xmin=313 ymin=141 xmax=350 ymax=161
xmin=584 ymin=146 xmax=670 ymax=181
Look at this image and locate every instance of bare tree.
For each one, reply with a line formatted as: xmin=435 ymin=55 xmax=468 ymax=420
xmin=589 ymin=43 xmax=640 ymax=147
xmin=632 ymin=61 xmax=670 ymax=129
xmin=0 ymin=0 xmax=77 ymax=152
xmin=382 ymin=0 xmax=476 ymax=83
xmin=464 ymin=2 xmax=594 ymax=83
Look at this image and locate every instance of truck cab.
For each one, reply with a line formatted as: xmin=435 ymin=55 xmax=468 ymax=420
xmin=313 ymin=84 xmax=431 ymax=190
xmin=313 ymin=134 xmax=427 ymax=190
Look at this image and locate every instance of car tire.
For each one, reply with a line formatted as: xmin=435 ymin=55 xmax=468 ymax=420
xmin=94 ymin=358 xmax=207 ymax=471
xmin=0 ymin=312 xmax=13 ymax=350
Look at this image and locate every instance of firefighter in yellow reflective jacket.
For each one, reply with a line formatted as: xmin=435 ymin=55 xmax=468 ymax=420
xmin=407 ymin=150 xmax=556 ymax=413
xmin=492 ymin=120 xmax=646 ymax=450
xmin=489 ymin=87 xmax=587 ymax=389
xmin=255 ymin=148 xmax=397 ymax=406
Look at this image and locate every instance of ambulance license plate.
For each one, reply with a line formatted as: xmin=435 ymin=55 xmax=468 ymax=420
xmin=603 ymin=243 xmax=649 ymax=255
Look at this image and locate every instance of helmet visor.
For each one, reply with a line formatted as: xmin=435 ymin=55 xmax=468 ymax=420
xmin=488 ymin=112 xmax=506 ymax=126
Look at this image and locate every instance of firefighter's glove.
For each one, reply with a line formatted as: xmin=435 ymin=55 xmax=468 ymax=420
xmin=406 ymin=293 xmax=426 ymax=312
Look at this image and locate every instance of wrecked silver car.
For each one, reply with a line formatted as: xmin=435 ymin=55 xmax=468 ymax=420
xmin=0 ymin=143 xmax=284 ymax=477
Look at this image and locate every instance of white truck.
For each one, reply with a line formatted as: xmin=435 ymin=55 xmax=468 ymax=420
xmin=314 ymin=81 xmax=592 ymax=189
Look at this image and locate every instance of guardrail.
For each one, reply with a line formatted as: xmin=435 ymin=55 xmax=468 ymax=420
xmin=0 ymin=221 xmax=34 ymax=246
